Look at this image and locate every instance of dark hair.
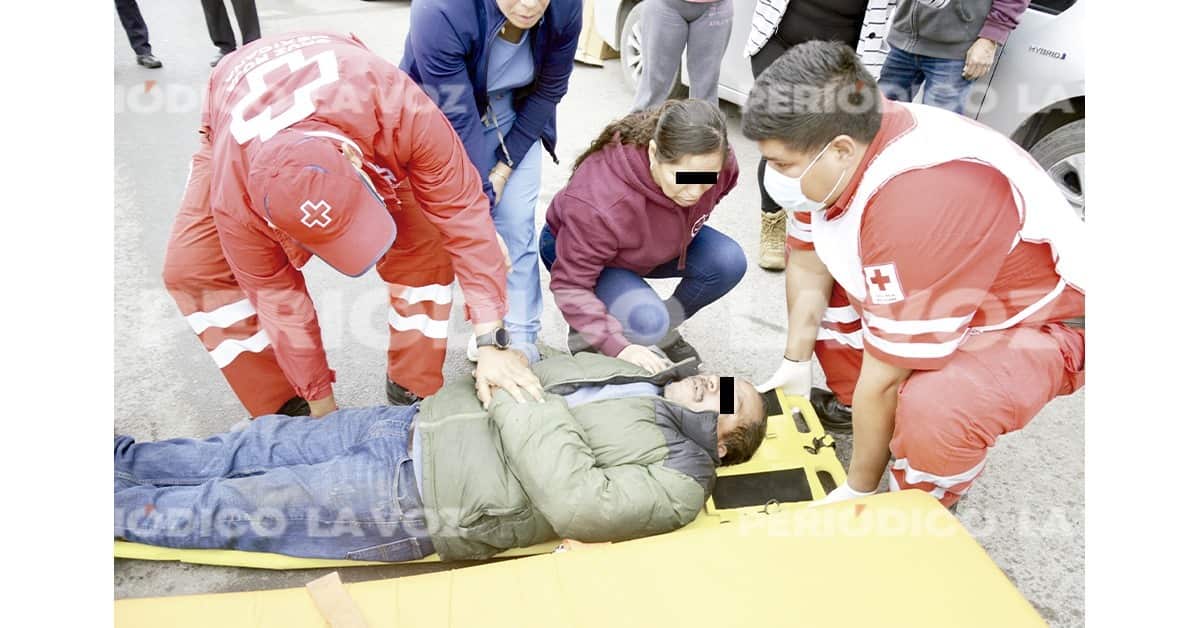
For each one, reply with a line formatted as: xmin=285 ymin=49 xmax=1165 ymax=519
xmin=572 ymin=99 xmax=728 ymax=173
xmin=742 ymin=41 xmax=883 ymax=153
xmin=720 ymin=395 xmax=769 ymax=466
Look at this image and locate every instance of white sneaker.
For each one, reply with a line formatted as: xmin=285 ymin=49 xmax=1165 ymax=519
xmin=467 ymin=333 xmax=479 ymax=362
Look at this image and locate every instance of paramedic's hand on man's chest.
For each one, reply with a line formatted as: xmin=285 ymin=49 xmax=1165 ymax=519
xmin=474 ymin=344 xmax=544 ymax=408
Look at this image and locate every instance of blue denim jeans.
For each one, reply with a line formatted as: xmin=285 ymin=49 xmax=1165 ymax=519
xmin=877 ymin=46 xmax=972 ymax=115
xmin=483 ymin=91 xmax=543 ymax=363
xmin=539 ymin=224 xmax=746 ymax=345
xmin=114 ymin=405 xmax=435 ymax=561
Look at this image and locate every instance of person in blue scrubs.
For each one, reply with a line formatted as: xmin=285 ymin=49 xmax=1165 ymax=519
xmin=400 ymin=0 xmax=583 ymax=364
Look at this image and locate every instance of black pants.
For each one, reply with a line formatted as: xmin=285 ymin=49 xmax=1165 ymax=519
xmin=201 ymin=0 xmax=261 ymax=53
xmin=115 ymin=0 xmax=152 ymax=56
xmin=751 ymin=0 xmax=868 ymax=214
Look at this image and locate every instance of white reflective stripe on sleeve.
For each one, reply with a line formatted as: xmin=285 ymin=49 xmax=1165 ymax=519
xmin=186 ymin=299 xmax=257 ymax=334
xmin=209 ymin=329 xmax=271 ymax=368
xmin=888 ymin=468 xmax=946 ymax=499
xmin=388 ymin=309 xmax=450 ymax=339
xmin=822 ymin=305 xmax=861 ymax=324
xmin=972 ymin=278 xmax=1067 ymax=334
xmin=862 ymin=324 xmax=966 ymax=359
xmin=862 ymin=310 xmax=972 ymax=336
xmin=817 ymin=327 xmax=864 ymax=349
xmin=392 ymin=283 xmax=454 ymax=305
xmin=893 ymin=456 xmax=987 ymax=490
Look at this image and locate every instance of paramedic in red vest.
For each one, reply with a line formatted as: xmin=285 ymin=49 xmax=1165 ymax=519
xmin=162 ymin=32 xmax=543 ymax=418
xmin=743 ymin=41 xmax=1084 ymax=508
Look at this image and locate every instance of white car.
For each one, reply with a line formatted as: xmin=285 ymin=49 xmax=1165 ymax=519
xmin=594 ymin=0 xmax=1085 ymax=218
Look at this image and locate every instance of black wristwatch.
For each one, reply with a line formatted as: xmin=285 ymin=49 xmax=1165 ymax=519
xmin=475 ymin=327 xmax=511 ymax=350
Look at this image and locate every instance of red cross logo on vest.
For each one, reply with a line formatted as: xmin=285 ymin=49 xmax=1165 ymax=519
xmin=300 ymin=200 xmax=333 ymax=228
xmin=864 ymin=262 xmax=905 ymax=305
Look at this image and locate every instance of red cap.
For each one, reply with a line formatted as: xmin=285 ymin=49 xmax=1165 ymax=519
xmin=247 ymin=129 xmax=396 ymax=277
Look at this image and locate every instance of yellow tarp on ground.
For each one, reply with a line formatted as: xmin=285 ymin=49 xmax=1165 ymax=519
xmin=115 ymin=490 xmax=1045 ymax=627
xmin=115 ymin=391 xmax=846 ymax=569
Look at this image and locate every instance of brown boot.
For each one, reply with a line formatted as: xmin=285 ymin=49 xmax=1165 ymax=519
xmin=759 ymin=210 xmax=786 ymax=270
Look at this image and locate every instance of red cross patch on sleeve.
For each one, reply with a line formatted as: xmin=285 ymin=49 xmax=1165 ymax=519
xmin=864 ymin=262 xmax=905 ymax=305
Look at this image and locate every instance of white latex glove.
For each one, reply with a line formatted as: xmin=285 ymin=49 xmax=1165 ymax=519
xmin=754 ymin=358 xmax=812 ymax=396
xmin=812 ymin=482 xmax=875 ymax=507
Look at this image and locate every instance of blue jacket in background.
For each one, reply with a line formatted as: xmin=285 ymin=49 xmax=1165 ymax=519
xmin=400 ymin=0 xmax=582 ymax=203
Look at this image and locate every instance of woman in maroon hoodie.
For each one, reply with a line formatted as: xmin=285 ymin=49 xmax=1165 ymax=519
xmin=539 ymin=99 xmax=745 ymax=373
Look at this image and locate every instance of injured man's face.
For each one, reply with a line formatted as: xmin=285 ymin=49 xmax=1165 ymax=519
xmin=663 ymin=375 xmax=768 ymax=465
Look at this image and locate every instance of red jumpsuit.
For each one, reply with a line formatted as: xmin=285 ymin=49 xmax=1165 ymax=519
xmin=786 ymin=101 xmax=1085 ymax=507
xmin=162 ymin=32 xmax=508 ymax=415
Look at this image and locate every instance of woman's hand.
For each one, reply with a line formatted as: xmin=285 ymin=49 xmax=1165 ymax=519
xmin=617 ymin=344 xmax=672 ymax=374
xmin=489 ymin=163 xmax=513 ymax=205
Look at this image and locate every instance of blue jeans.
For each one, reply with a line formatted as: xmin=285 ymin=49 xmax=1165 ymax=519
xmin=539 ymin=224 xmax=746 ymax=345
xmin=877 ymin=47 xmax=972 ymax=115
xmin=483 ymin=91 xmax=543 ymax=363
xmin=114 ymin=405 xmax=435 ymax=561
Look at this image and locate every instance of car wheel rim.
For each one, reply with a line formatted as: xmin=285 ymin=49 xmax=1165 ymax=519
xmin=1047 ymin=152 xmax=1085 ymax=220
xmin=625 ymin=21 xmax=643 ymax=80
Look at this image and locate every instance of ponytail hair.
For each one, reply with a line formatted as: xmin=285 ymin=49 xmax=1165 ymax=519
xmin=572 ymin=99 xmax=728 ymax=174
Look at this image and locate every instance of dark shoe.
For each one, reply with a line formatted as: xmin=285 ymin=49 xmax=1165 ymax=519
xmin=211 ymin=50 xmax=232 ymax=67
xmin=387 ymin=379 xmax=422 ymax=406
xmin=809 ymin=388 xmax=853 ymax=434
xmin=136 ymin=53 xmax=162 ymax=69
xmin=275 ymin=395 xmax=312 ymax=417
xmin=657 ymin=329 xmax=701 ymax=366
xmin=566 ymin=327 xmax=600 ymax=355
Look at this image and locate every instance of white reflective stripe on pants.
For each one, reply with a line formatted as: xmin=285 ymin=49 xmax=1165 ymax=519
xmin=889 ymin=455 xmax=989 ymax=499
xmin=389 ymin=309 xmax=450 ymax=339
xmin=209 ymin=329 xmax=272 ymax=368
xmin=185 ymin=298 xmax=257 ymax=334
xmin=391 ymin=282 xmax=454 ymax=305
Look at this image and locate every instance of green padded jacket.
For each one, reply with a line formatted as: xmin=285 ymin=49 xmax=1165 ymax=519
xmin=415 ymin=353 xmax=720 ymax=560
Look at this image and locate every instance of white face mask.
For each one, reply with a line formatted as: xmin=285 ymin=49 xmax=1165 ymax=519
xmin=762 ymin=141 xmax=847 ymax=214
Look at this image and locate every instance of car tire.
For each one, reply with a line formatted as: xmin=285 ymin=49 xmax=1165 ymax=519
xmin=1029 ymin=118 xmax=1085 ymax=221
xmin=619 ymin=2 xmax=686 ymax=101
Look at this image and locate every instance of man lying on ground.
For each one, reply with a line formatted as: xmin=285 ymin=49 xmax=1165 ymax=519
xmin=115 ymin=353 xmax=768 ymax=561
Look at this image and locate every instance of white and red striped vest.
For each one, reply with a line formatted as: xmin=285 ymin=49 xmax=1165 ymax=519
xmin=812 ymin=102 xmax=1085 ymax=333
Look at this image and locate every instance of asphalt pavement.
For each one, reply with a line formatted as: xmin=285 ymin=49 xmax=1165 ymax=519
xmin=114 ymin=2 xmax=1083 ymax=625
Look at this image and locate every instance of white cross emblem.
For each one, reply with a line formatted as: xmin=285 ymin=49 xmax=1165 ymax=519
xmin=300 ymin=200 xmax=332 ymax=228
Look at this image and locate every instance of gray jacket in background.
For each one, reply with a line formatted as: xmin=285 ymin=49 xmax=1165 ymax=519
xmin=887 ymin=0 xmax=1031 ymax=60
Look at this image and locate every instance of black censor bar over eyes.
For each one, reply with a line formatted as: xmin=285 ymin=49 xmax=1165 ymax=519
xmin=720 ymin=377 xmax=735 ymax=414
xmin=675 ymin=171 xmax=719 ymax=185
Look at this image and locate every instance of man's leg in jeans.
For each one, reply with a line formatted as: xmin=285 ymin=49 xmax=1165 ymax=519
xmin=916 ymin=56 xmax=972 ymax=115
xmin=877 ymin=46 xmax=924 ymax=103
xmin=115 ymin=406 xmax=432 ymax=560
xmin=645 ymin=226 xmax=747 ymax=329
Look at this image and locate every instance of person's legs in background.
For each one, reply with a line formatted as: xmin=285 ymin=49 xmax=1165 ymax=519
xmin=683 ymin=0 xmax=734 ymax=105
xmin=115 ymin=405 xmax=434 ymax=561
xmin=877 ymin=46 xmax=925 ymax=103
xmin=230 ymin=0 xmax=262 ymax=46
xmin=631 ymin=0 xmax=689 ymax=112
xmin=750 ymin=36 xmax=792 ymax=270
xmin=114 ymin=0 xmax=161 ymax=68
xmin=915 ymin=55 xmax=972 ymax=115
xmin=200 ymin=0 xmax=238 ymax=61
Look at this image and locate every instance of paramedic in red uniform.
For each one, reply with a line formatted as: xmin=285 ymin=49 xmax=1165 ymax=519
xmin=744 ymin=41 xmax=1084 ymax=508
xmin=162 ymin=32 xmax=543 ymax=419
